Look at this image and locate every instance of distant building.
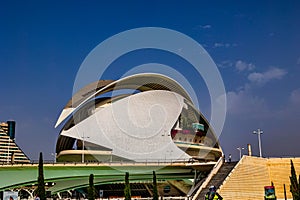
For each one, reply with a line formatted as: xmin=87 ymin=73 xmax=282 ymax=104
xmin=0 ymin=121 xmax=30 ymax=163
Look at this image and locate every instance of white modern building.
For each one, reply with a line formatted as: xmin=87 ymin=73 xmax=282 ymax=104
xmin=55 ymin=73 xmax=222 ymax=162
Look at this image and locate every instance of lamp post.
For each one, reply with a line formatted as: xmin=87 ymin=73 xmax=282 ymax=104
xmin=51 ymin=153 xmax=57 ymax=163
xmin=253 ymin=129 xmax=263 ymax=157
xmin=81 ymin=132 xmax=90 ymax=163
xmin=237 ymin=147 xmax=244 ymax=160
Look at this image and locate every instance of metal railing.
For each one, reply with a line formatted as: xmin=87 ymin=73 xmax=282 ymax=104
xmin=0 ymin=158 xmax=217 ymax=166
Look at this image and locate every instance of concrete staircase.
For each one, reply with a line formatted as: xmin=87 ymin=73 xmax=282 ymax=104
xmin=218 ymin=156 xmax=270 ymax=199
xmin=218 ymin=156 xmax=300 ymax=200
xmin=193 ymin=156 xmax=300 ymax=200
xmin=196 ymin=162 xmax=238 ymax=199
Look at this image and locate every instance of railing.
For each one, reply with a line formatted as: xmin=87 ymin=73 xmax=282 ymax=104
xmin=128 ymin=196 xmax=189 ymax=200
xmin=23 ymin=196 xmax=190 ymax=200
xmin=191 ymin=156 xmax=224 ymax=200
xmin=0 ymin=158 xmax=217 ymax=166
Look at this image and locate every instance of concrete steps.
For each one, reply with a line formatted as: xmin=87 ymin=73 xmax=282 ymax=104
xmin=219 ymin=157 xmax=270 ymax=199
xmin=196 ymin=162 xmax=237 ymax=199
xmin=218 ymin=156 xmax=300 ymax=200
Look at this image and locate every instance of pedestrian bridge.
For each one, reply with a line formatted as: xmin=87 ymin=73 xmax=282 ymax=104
xmin=0 ymin=160 xmax=216 ymax=194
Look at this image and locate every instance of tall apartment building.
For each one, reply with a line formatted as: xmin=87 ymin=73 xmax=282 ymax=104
xmin=0 ymin=121 xmax=30 ymax=163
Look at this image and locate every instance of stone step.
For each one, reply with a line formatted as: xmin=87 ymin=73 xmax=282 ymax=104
xmin=196 ymin=162 xmax=238 ymax=199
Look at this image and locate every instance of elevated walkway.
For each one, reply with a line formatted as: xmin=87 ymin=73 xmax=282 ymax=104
xmin=0 ymin=160 xmax=216 ymax=194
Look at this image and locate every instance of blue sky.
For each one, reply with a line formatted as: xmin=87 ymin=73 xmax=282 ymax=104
xmin=1 ymin=1 xmax=300 ymax=161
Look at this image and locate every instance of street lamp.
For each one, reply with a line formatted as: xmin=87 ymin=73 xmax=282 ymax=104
xmin=237 ymin=147 xmax=244 ymax=160
xmin=51 ymin=153 xmax=57 ymax=163
xmin=81 ymin=132 xmax=90 ymax=163
xmin=253 ymin=129 xmax=263 ymax=157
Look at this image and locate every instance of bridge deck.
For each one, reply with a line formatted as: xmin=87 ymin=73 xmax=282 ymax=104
xmin=0 ymin=161 xmax=216 ymax=193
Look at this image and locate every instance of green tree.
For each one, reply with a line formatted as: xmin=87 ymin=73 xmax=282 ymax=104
xmin=36 ymin=152 xmax=46 ymax=200
xmin=124 ymin=172 xmax=131 ymax=200
xmin=152 ymin=171 xmax=159 ymax=200
xmin=88 ymin=174 xmax=96 ymax=200
xmin=290 ymin=160 xmax=300 ymax=200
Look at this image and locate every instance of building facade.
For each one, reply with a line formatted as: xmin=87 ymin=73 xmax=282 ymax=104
xmin=55 ymin=73 xmax=223 ymax=163
xmin=0 ymin=121 xmax=30 ymax=163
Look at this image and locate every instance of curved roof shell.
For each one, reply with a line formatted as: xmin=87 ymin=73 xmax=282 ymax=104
xmin=55 ymin=73 xmax=192 ymax=127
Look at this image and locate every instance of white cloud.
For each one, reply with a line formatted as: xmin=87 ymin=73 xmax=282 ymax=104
xmin=225 ymin=89 xmax=266 ymax=116
xmin=290 ymin=88 xmax=300 ymax=104
xmin=275 ymin=88 xmax=300 ymax=120
xmin=248 ymin=72 xmax=264 ymax=83
xmin=235 ymin=60 xmax=255 ymax=71
xmin=199 ymin=24 xmax=212 ymax=29
xmin=214 ymin=42 xmax=238 ymax=48
xmin=297 ymin=57 xmax=300 ymax=65
xmin=248 ymin=67 xmax=287 ymax=85
xmin=217 ymin=60 xmax=234 ymax=68
xmin=222 ymin=87 xmax=300 ymax=157
xmin=195 ymin=24 xmax=212 ymax=30
xmin=214 ymin=43 xmax=223 ymax=47
xmin=214 ymin=43 xmax=230 ymax=48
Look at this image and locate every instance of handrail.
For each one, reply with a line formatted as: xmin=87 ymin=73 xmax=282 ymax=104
xmin=0 ymin=158 xmax=218 ymax=166
xmin=192 ymin=156 xmax=224 ymax=200
xmin=217 ymin=155 xmax=245 ymax=191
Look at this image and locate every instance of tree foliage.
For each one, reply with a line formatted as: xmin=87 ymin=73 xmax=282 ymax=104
xmin=152 ymin=171 xmax=159 ymax=200
xmin=124 ymin=172 xmax=131 ymax=200
xmin=290 ymin=160 xmax=300 ymax=200
xmin=36 ymin=152 xmax=46 ymax=200
xmin=88 ymin=174 xmax=96 ymax=200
